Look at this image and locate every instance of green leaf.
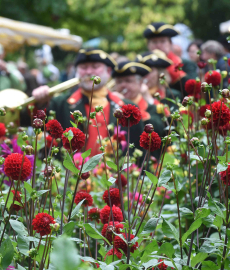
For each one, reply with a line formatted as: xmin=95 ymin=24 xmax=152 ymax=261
xmin=208 ymin=197 xmax=225 ymax=220
xmin=63 ymin=152 xmax=79 ymax=175
xmin=24 ymin=181 xmax=33 ymax=194
xmin=81 ymin=153 xmax=104 ymax=173
xmin=108 ymin=177 xmax=116 ymax=185
xmin=158 ymin=242 xmax=175 ymax=259
xmin=70 ymin=199 xmax=85 ymax=219
xmin=180 ymin=207 xmax=194 ymax=216
xmin=63 ymin=221 xmax=76 ymax=236
xmin=4 ymin=191 xmax=13 ymax=211
xmin=141 ymin=218 xmax=159 ymax=235
xmin=83 ymin=223 xmax=110 ymax=244
xmin=17 ymin=235 xmax=29 ymax=256
xmin=213 ymin=215 xmax=223 ymax=230
xmin=158 ymin=170 xmax=171 ymax=186
xmin=195 ymin=208 xmax=211 ymax=220
xmin=145 ymin=171 xmax=158 ymax=186
xmin=50 ymin=236 xmax=81 ymax=270
xmin=9 ymin=219 xmax=28 ymax=236
xmin=201 ymin=261 xmax=219 ymax=270
xmin=191 ymin=252 xmax=208 ymax=267
xmin=37 ymin=189 xmax=49 ymax=197
xmin=70 ymin=121 xmax=77 ymax=128
xmin=121 ymin=163 xmax=132 ymax=170
xmin=141 ymin=240 xmax=159 ymax=263
xmin=17 ymin=264 xmax=26 ymax=270
xmin=0 ymin=238 xmax=14 ymax=269
xmin=190 ymin=154 xmax=203 ymax=161
xmin=217 ymin=162 xmax=228 ymax=173
xmin=182 ymin=218 xmax=202 ymax=245
xmin=106 ymin=161 xmax=118 ymax=171
xmin=162 ymin=218 xmax=179 ymax=244
xmin=64 ymin=129 xmax=73 ymax=142
xmin=81 ymin=149 xmax=91 ymax=159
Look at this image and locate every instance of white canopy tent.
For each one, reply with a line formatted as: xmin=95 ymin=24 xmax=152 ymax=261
xmin=0 ymin=16 xmax=82 ymax=52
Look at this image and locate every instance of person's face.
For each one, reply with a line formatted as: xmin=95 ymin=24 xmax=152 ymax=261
xmin=144 ymin=67 xmax=159 ymax=89
xmin=147 ymin=37 xmax=172 ymax=54
xmin=188 ymin=44 xmax=199 ymax=62
xmin=77 ymin=62 xmax=111 ymax=91
xmin=115 ymin=75 xmax=142 ymax=100
xmin=201 ymin=50 xmax=216 ymax=62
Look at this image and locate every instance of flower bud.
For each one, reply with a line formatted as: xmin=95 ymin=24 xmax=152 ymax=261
xmin=24 ymin=145 xmax=34 ymax=155
xmin=144 ymin=195 xmax=152 ymax=205
xmin=133 ymin=149 xmax=143 ymax=158
xmin=81 ymin=172 xmax=90 ymax=180
xmin=223 ymin=56 xmax=228 ymax=61
xmin=55 ymin=166 xmax=61 ymax=173
xmin=52 ymin=147 xmax=59 ymax=154
xmin=99 ymin=146 xmax=105 ymax=151
xmin=90 ymin=112 xmax=96 ymax=119
xmin=0 ymin=157 xmax=5 ymax=165
xmin=22 ymin=135 xmax=28 ymax=141
xmin=113 ymin=108 xmax=123 ymax=119
xmin=171 ymin=111 xmax=181 ymax=120
xmin=201 ymin=118 xmax=209 ymax=126
xmin=204 ymin=109 xmax=211 ymax=118
xmin=150 ymin=156 xmax=157 ymax=164
xmin=49 ymin=110 xmax=56 ymax=117
xmin=144 ymin=124 xmax=154 ymax=133
xmin=7 ymin=122 xmax=15 ymax=129
xmin=93 ymin=76 xmax=101 ymax=85
xmin=28 ymin=248 xmax=38 ymax=258
xmin=129 ymin=143 xmax=135 ymax=149
xmin=190 ymin=137 xmax=200 ymax=147
xmin=154 ymin=92 xmax=161 ymax=101
xmin=28 ymin=105 xmax=34 ymax=111
xmin=201 ymin=82 xmax=211 ymax=93
xmin=221 ymin=71 xmax=227 ymax=78
xmin=159 ymin=73 xmax=165 ymax=80
xmin=0 ymin=107 xmax=6 ymax=116
xmin=95 ymin=105 xmax=103 ymax=113
xmin=195 ymin=77 xmax=200 ymax=82
xmin=182 ymin=96 xmax=190 ymax=107
xmin=222 ymin=88 xmax=230 ymax=98
xmin=17 ymin=127 xmax=25 ymax=132
xmin=71 ymin=110 xmax=82 ymax=120
xmin=52 ymin=222 xmax=60 ymax=232
xmin=4 ymin=139 xmax=11 ymax=145
xmin=44 ymin=166 xmax=53 ymax=177
xmin=33 ymin=118 xmax=43 ymax=129
xmin=36 ymin=109 xmax=46 ymax=120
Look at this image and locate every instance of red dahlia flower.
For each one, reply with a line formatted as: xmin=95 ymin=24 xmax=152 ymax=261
xmin=197 ymin=61 xmax=207 ymax=69
xmin=209 ymin=100 xmax=230 ymax=127
xmin=115 ymin=174 xmax=127 ymax=187
xmin=11 ymin=190 xmax=23 ymax=211
xmin=219 ymin=163 xmax=230 ymax=185
xmin=4 ymin=153 xmax=32 ymax=181
xmin=184 ymin=79 xmax=201 ymax=99
xmin=34 ymin=109 xmax=46 ymax=120
xmin=46 ymin=119 xmax=63 ymax=139
xmin=62 ymin=127 xmax=85 ymax=152
xmin=140 ymin=131 xmax=161 ymax=152
xmin=74 ymin=191 xmax=93 ymax=207
xmin=104 ymin=248 xmax=122 ymax=260
xmin=114 ymin=233 xmax=138 ymax=255
xmin=204 ymin=70 xmax=221 ymax=86
xmin=100 ymin=205 xmax=123 ymax=224
xmin=32 ymin=213 xmax=55 ymax=236
xmin=199 ymin=104 xmax=210 ymax=118
xmin=0 ymin=123 xmax=6 ymax=138
xmin=228 ymin=58 xmax=230 ymax=67
xmin=46 ymin=135 xmax=58 ymax=148
xmin=101 ymin=221 xmax=124 ymax=243
xmin=153 ymin=259 xmax=174 ymax=270
xmin=88 ymin=208 xmax=100 ymax=223
xmin=103 ymin=188 xmax=120 ymax=207
xmin=119 ymin=104 xmax=142 ymax=127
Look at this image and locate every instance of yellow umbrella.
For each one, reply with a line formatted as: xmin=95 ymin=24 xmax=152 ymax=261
xmin=0 ymin=16 xmax=82 ymax=52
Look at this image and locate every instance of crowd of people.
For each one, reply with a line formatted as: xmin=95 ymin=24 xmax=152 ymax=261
xmin=1 ymin=22 xmax=230 ymax=157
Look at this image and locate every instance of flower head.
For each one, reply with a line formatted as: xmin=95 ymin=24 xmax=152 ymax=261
xmin=104 ymin=249 xmax=122 ymax=260
xmin=100 ymin=205 xmax=123 ymax=224
xmin=46 ymin=119 xmax=63 ymax=139
xmin=32 ymin=213 xmax=55 ymax=236
xmin=199 ymin=104 xmax=210 ymax=118
xmin=118 ymin=104 xmax=142 ymax=127
xmin=62 ymin=127 xmax=85 ymax=152
xmin=101 ymin=221 xmax=124 ymax=243
xmin=204 ymin=70 xmax=221 ymax=86
xmin=140 ymin=131 xmax=161 ymax=152
xmin=4 ymin=153 xmax=32 ymax=181
xmin=74 ymin=191 xmax=93 ymax=207
xmin=129 ymin=192 xmax=143 ymax=204
xmin=209 ymin=100 xmax=230 ymax=127
xmin=88 ymin=208 xmax=100 ymax=223
xmin=46 ymin=135 xmax=58 ymax=148
xmin=184 ymin=79 xmax=201 ymax=100
xmin=115 ymin=174 xmax=127 ymax=187
xmin=74 ymin=152 xmax=90 ymax=169
xmin=34 ymin=109 xmax=46 ymax=120
xmin=153 ymin=259 xmax=174 ymax=270
xmin=219 ymin=163 xmax=230 ymax=185
xmin=102 ymin=188 xmax=120 ymax=207
xmin=11 ymin=190 xmax=23 ymax=211
xmin=114 ymin=233 xmax=138 ymax=255
xmin=0 ymin=123 xmax=6 ymax=138
xmin=197 ymin=61 xmax=207 ymax=69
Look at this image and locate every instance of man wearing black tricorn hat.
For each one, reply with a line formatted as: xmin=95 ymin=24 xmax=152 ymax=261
xmin=31 ymin=48 xmax=144 ymax=156
xmin=143 ymin=22 xmax=197 ymax=94
xmin=112 ymin=60 xmax=168 ymax=139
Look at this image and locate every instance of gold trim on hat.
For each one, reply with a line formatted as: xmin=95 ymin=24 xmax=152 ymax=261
xmin=78 ymin=49 xmax=117 ymax=66
xmin=147 ymin=24 xmax=180 ymax=35
xmin=139 ymin=50 xmax=172 ymax=65
xmin=114 ymin=62 xmax=151 ymax=73
xmin=147 ymin=24 xmax=156 ymax=33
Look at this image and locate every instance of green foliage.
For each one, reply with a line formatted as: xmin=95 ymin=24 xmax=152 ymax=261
xmin=81 ymin=153 xmax=104 ymax=173
xmin=63 ymin=152 xmax=79 ymax=174
xmin=0 ymin=238 xmax=14 ymax=270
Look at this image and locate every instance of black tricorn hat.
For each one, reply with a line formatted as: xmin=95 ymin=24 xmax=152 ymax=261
xmin=143 ymin=22 xmax=179 ymax=39
xmin=75 ymin=48 xmax=117 ymax=68
xmin=112 ymin=61 xmax=151 ymax=78
xmin=136 ymin=49 xmax=173 ymax=68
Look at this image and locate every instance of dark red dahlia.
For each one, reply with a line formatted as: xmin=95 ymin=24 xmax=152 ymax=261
xmin=180 ymin=110 xmax=194 ymax=125
xmin=199 ymin=104 xmax=210 ymax=118
xmin=4 ymin=153 xmax=32 ymax=181
xmin=184 ymin=79 xmax=201 ymax=99
xmin=204 ymin=70 xmax=221 ymax=86
xmin=11 ymin=190 xmax=23 ymax=211
xmin=104 ymin=248 xmax=122 ymax=260
xmin=46 ymin=119 xmax=63 ymax=139
xmin=0 ymin=122 xmax=6 ymax=138
xmin=74 ymin=191 xmax=93 ymax=207
xmin=34 ymin=109 xmax=46 ymax=120
xmin=118 ymin=104 xmax=142 ymax=127
xmin=100 ymin=205 xmax=123 ymax=224
xmin=101 ymin=221 xmax=124 ymax=243
xmin=102 ymin=188 xmax=120 ymax=207
xmin=46 ymin=135 xmax=58 ymax=148
xmin=174 ymin=63 xmax=184 ymax=71
xmin=139 ymin=131 xmax=161 ymax=152
xmin=114 ymin=233 xmax=138 ymax=255
xmin=113 ymin=132 xmax=126 ymax=143
xmin=88 ymin=208 xmax=100 ymax=223
xmin=32 ymin=213 xmax=55 ymax=236
xmin=197 ymin=61 xmax=207 ymax=69
xmin=62 ymin=127 xmax=85 ymax=152
xmin=228 ymin=58 xmax=230 ymax=67
xmin=115 ymin=174 xmax=127 ymax=187
xmin=209 ymin=100 xmax=230 ymax=127
xmin=219 ymin=163 xmax=230 ymax=185
xmin=152 ymin=259 xmax=174 ymax=270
